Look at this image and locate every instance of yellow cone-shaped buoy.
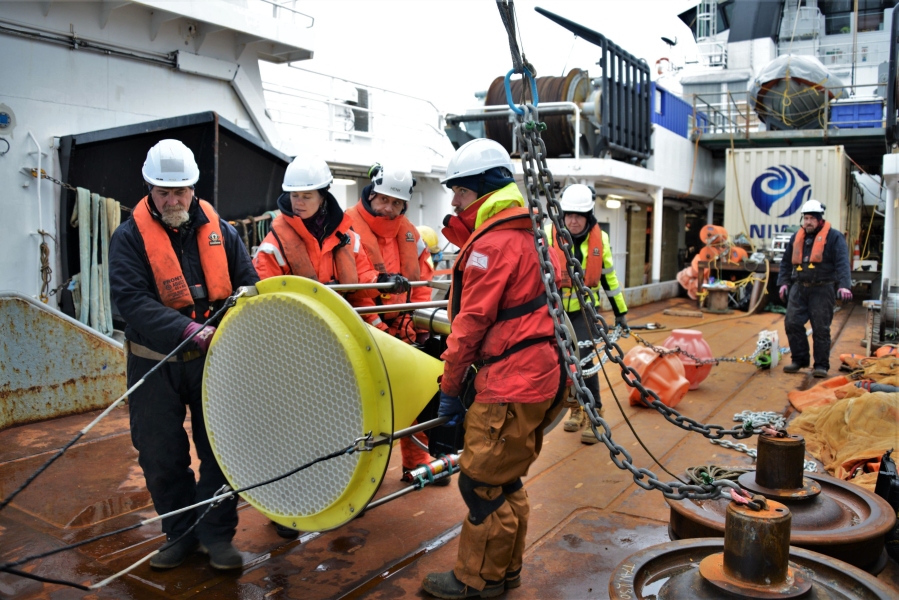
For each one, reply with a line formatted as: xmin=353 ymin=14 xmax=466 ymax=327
xmin=203 ymin=276 xmax=442 ymax=532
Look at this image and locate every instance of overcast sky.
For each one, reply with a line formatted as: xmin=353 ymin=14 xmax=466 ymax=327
xmin=292 ymin=0 xmax=700 ymax=114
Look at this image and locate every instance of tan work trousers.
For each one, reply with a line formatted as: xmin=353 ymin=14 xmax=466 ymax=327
xmin=454 ymin=396 xmax=563 ymax=590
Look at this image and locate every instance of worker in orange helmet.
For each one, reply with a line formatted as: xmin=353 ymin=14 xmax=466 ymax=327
xmin=345 ymin=163 xmax=446 ymax=486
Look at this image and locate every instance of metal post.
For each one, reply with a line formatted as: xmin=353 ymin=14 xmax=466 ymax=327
xmin=651 ymin=187 xmax=664 ymax=283
xmin=353 ymin=300 xmax=448 ymax=315
xmin=707 ymin=200 xmax=715 ymax=225
xmin=884 ymin=179 xmax=897 ymax=284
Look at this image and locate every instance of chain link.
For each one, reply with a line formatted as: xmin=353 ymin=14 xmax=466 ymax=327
xmin=512 ymin=102 xmax=750 ymax=502
xmin=629 ymin=331 xmax=762 ymax=365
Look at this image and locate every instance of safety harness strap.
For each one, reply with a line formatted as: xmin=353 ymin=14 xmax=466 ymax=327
xmin=495 ymin=294 xmax=547 ymax=321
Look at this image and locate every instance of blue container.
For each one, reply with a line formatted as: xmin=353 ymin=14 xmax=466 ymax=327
xmin=829 ymin=101 xmax=883 ymax=129
xmin=650 ymin=83 xmax=695 ymax=138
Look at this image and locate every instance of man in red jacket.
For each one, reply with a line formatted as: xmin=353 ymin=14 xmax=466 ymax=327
xmin=422 ymin=139 xmax=565 ymax=599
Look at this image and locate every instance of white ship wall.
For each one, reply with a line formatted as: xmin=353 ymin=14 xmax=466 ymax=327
xmin=0 ymin=1 xmax=301 ymax=304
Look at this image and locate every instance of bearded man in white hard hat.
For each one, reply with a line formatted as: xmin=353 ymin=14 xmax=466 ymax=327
xmin=547 ymin=184 xmax=628 ymax=443
xmin=109 ymin=139 xmax=259 ymax=570
xmin=777 ymin=199 xmax=853 ymax=378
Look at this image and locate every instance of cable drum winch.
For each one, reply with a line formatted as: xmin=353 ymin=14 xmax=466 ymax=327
xmin=484 ymin=68 xmax=596 ymax=158
xmin=202 ymin=276 xmax=443 ymax=532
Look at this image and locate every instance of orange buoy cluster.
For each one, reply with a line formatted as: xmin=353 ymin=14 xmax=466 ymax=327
xmin=623 ymin=346 xmax=690 ymax=408
xmin=661 ymin=329 xmax=714 ymax=390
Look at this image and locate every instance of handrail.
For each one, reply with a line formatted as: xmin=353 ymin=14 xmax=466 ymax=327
xmin=287 ymin=65 xmax=443 ymax=115
xmin=450 ymin=102 xmax=582 ymax=161
xmin=690 ymin=83 xmax=886 ymax=138
xmin=257 ymin=0 xmax=314 ymax=28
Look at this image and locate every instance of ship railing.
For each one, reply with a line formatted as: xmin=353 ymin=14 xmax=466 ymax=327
xmin=812 ymin=38 xmax=890 ymax=68
xmin=697 ymin=40 xmax=727 ymax=68
xmin=689 ymin=83 xmax=886 ymax=139
xmin=254 ymin=0 xmax=314 ymax=28
xmin=262 ymin=69 xmax=449 ymax=161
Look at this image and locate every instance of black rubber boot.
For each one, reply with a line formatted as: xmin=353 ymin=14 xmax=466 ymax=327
xmin=812 ymin=368 xmax=828 ymax=378
xmin=505 ymin=568 xmax=522 ymax=590
xmin=200 ymin=541 xmax=243 ymax=570
xmin=421 ymin=570 xmax=504 ymax=599
xmin=149 ymin=536 xmax=199 ymax=569
xmin=783 ymin=362 xmax=808 ymax=374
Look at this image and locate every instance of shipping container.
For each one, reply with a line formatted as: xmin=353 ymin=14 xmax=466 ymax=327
xmin=724 ymin=146 xmax=855 ymax=247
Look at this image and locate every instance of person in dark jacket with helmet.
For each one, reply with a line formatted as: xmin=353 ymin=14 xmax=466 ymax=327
xmin=777 ymin=199 xmax=852 ymax=378
xmin=110 ymin=139 xmax=258 ymax=571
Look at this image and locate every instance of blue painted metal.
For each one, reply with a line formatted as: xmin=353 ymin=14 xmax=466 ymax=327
xmin=830 ymin=101 xmax=884 ymax=129
xmin=651 ymin=82 xmax=695 ymax=138
xmin=0 ymin=293 xmax=125 ymax=429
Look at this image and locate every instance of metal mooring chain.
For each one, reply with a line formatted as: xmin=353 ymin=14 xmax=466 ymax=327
xmin=629 ymin=331 xmax=763 ymax=365
xmin=497 ymin=0 xmax=752 ymax=503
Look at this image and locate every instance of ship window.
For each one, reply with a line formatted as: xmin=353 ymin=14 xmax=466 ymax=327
xmin=655 ymin=88 xmax=664 ymax=115
xmin=821 ymin=0 xmax=892 ymax=35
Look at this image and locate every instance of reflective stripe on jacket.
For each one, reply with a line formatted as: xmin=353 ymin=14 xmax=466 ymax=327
xmin=254 ymin=212 xmax=375 ymax=287
xmin=132 ymin=197 xmax=231 ymax=310
xmin=546 ymin=224 xmax=627 ymax=315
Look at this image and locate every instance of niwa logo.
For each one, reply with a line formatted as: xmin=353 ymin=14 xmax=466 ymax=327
xmin=750 ymin=166 xmax=811 ymax=218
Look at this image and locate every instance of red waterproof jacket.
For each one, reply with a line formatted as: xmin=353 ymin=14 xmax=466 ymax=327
xmin=440 ymin=183 xmax=562 ymax=404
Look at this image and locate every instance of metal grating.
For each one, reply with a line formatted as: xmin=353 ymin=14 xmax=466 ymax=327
xmin=204 ymin=294 xmax=362 ymax=518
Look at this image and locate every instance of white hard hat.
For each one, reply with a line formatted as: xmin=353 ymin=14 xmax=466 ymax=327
xmin=800 ymin=199 xmax=825 ymax=215
xmin=370 ymin=164 xmax=415 ymax=202
xmin=560 ymin=184 xmax=595 ymax=213
xmin=142 ymin=139 xmax=200 ymax=187
xmin=283 ymin=155 xmax=333 ymax=192
xmin=441 ymin=139 xmax=514 ymax=185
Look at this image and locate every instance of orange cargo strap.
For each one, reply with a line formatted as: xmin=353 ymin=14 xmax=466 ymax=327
xmin=449 ymin=207 xmax=534 ymax=321
xmin=553 ymin=224 xmax=603 ymax=288
xmin=792 ymin=221 xmax=831 ymax=265
xmin=132 ymin=197 xmax=231 ymax=310
xmin=349 ymin=207 xmax=421 ymax=280
xmin=270 ymin=215 xmax=358 ymax=284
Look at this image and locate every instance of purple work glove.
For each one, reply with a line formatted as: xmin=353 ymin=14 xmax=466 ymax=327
xmin=181 ymin=321 xmax=216 ymax=352
xmin=837 ymin=288 xmax=852 ymax=301
xmin=779 ymin=285 xmax=788 ymax=300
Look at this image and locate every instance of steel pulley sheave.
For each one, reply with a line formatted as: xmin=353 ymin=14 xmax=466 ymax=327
xmin=484 ymin=68 xmax=594 ymax=158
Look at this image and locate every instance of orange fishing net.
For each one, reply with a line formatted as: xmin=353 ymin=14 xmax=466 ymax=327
xmin=789 ymin=357 xmax=899 ymax=412
xmin=788 ymin=392 xmax=899 ymax=491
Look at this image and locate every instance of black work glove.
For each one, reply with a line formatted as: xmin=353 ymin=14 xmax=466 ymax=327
xmin=615 ymin=314 xmax=628 ymax=329
xmin=377 ymin=272 xmax=411 ymax=295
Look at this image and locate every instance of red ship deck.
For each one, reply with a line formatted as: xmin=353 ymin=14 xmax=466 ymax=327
xmin=2 ymin=298 xmax=897 ymax=599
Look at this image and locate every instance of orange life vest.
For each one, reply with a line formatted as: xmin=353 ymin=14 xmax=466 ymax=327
xmin=449 ymin=207 xmax=534 ymax=321
xmin=792 ymin=221 xmax=831 ymax=265
xmin=132 ymin=197 xmax=231 ymax=310
xmin=346 ymin=205 xmax=421 ymax=280
xmin=270 ymin=213 xmax=359 ymax=284
xmin=552 ymin=224 xmax=604 ymax=289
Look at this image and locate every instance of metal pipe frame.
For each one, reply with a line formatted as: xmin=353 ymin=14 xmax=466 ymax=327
xmin=353 ymin=300 xmax=447 ymax=315
xmin=328 ymin=280 xmax=431 ymax=292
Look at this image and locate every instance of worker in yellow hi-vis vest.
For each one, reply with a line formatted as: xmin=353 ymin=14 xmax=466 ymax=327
xmin=545 ymin=184 xmax=628 ymax=445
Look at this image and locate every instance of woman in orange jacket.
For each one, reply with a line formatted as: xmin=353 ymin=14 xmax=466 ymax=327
xmin=254 ymin=155 xmax=381 ymax=295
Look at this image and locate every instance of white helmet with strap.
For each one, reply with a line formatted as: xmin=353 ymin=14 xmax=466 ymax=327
xmin=441 ymin=139 xmax=514 ymax=185
xmin=370 ymin=164 xmax=415 ymax=201
xmin=283 ymin=155 xmax=333 ymax=192
xmin=560 ymin=184 xmax=595 ymax=213
xmin=800 ymin=199 xmax=825 ymax=215
xmin=142 ymin=139 xmax=200 ymax=187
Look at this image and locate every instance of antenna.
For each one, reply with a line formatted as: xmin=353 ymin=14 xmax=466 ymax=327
xmin=661 ymin=36 xmax=677 ymax=48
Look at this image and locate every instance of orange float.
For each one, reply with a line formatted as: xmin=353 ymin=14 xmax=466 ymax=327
xmin=875 ymin=344 xmax=898 ymax=358
xmin=661 ymin=329 xmax=714 ymax=390
xmin=696 ymin=246 xmax=719 ymax=262
xmin=725 ymin=246 xmax=748 ymax=264
xmin=623 ymin=346 xmax=690 ymax=408
xmin=699 ymin=224 xmax=728 ymax=245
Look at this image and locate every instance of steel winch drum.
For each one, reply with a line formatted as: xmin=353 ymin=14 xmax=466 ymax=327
xmin=202 ymin=276 xmax=443 ymax=532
